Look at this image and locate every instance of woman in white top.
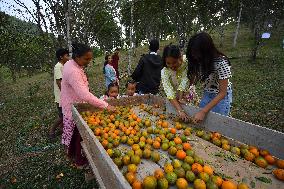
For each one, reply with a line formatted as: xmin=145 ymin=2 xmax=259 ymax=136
xmin=186 ymin=32 xmax=233 ymax=123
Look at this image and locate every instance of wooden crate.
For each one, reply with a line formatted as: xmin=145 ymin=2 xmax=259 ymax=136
xmin=72 ymin=95 xmax=284 ymax=189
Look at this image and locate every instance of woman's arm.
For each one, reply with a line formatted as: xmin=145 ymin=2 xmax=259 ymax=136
xmin=194 ymin=79 xmax=228 ymax=122
xmin=68 ymin=69 xmax=109 ymax=109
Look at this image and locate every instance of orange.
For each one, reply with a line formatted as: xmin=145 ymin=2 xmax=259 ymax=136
xmin=136 ymin=117 xmax=142 ymax=123
xmin=107 ymin=149 xmax=113 ymax=157
xmin=153 ymin=141 xmax=161 ymax=149
xmin=221 ymin=180 xmax=237 ymax=189
xmin=157 ymin=178 xmax=168 ymax=189
xmin=193 ymin=179 xmax=206 ymax=189
xmin=176 ymin=150 xmax=187 ymax=160
xmin=144 ymin=120 xmax=151 ymax=127
xmin=203 ymin=165 xmax=214 ymax=175
xmin=211 ymin=132 xmax=221 ymax=139
xmin=264 ymin=155 xmax=276 ymax=165
xmin=132 ymin=144 xmax=140 ymax=151
xmin=132 ymin=180 xmax=142 ymax=189
xmin=164 ymin=163 xmax=174 ymax=173
xmin=273 ymin=168 xmax=284 ymax=181
xmin=170 ymin=128 xmax=176 ymax=134
xmin=182 ymin=143 xmax=191 ymax=151
xmin=125 ymin=172 xmax=136 ymax=184
xmin=143 ymin=176 xmax=157 ymax=189
xmin=157 ymin=120 xmax=163 ymax=127
xmin=151 ymin=151 xmax=160 ymax=162
xmin=259 ymin=149 xmax=270 ymax=156
xmin=155 ymin=137 xmax=162 ymax=143
xmin=191 ymin=163 xmax=203 ymax=174
xmin=255 ymin=157 xmax=268 ymax=168
xmin=146 ymin=138 xmax=153 ymax=145
xmin=211 ymin=175 xmax=223 ymax=187
xmin=109 ymin=114 xmax=115 ymax=121
xmin=132 ymin=114 xmax=138 ymax=121
xmin=101 ymin=140 xmax=108 ymax=148
xmin=154 ymin=169 xmax=164 ymax=179
xmin=244 ymin=152 xmax=255 ymax=162
xmin=276 ymin=159 xmax=284 ymax=169
xmin=122 ymin=155 xmax=131 ymax=165
xmin=159 ymin=114 xmax=166 ymax=119
xmin=162 ymin=121 xmax=169 ymax=128
xmin=249 ymin=148 xmax=259 ymax=157
xmin=131 ymin=155 xmax=141 ymax=165
xmin=237 ymin=183 xmax=249 ymax=189
xmin=127 ymin=164 xmax=137 ymax=173
xmin=175 ymin=122 xmax=183 ymax=130
xmin=174 ymin=137 xmax=182 ymax=145
xmin=183 ymin=128 xmax=191 ymax=136
xmin=176 ymin=178 xmax=188 ymax=189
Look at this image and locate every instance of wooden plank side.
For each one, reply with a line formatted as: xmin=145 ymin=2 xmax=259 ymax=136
xmin=72 ymin=106 xmax=131 ymax=189
xmin=81 ymin=142 xmax=106 ymax=189
xmin=166 ymin=101 xmax=284 ymax=159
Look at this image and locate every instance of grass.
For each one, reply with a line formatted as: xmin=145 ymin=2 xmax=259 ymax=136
xmin=0 ymin=24 xmax=283 ymax=188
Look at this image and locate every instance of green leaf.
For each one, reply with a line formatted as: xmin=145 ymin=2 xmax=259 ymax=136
xmin=250 ymin=181 xmax=256 ymax=188
xmin=255 ymin=177 xmax=272 ymax=184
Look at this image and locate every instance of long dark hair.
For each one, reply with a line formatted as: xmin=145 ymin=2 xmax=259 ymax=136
xmin=71 ymin=43 xmax=91 ymax=59
xmin=103 ymin=54 xmax=111 ymax=74
xmin=162 ymin=44 xmax=181 ymax=67
xmin=186 ymin=32 xmax=229 ymax=82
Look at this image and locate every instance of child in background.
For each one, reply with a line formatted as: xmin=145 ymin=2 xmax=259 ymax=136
xmin=123 ymin=80 xmax=138 ymax=97
xmin=100 ymin=82 xmax=120 ymax=100
xmin=49 ymin=48 xmax=70 ymax=139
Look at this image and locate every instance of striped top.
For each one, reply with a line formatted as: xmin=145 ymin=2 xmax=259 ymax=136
xmin=203 ymin=57 xmax=232 ymax=93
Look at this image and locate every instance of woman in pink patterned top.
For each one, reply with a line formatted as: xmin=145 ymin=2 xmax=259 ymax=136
xmin=61 ymin=43 xmax=115 ymax=167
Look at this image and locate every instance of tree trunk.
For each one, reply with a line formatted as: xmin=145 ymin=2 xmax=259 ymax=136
xmin=219 ymin=25 xmax=225 ymax=48
xmin=128 ymin=1 xmax=134 ymax=76
xmin=66 ymin=0 xmax=72 ymax=55
xmin=233 ymin=3 xmax=242 ymax=48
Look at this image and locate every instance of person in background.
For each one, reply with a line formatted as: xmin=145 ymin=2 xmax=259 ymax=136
xmin=103 ymin=54 xmax=118 ymax=88
xmin=122 ymin=80 xmax=138 ymax=97
xmin=111 ymin=48 xmax=120 ymax=79
xmin=49 ymin=48 xmax=70 ymax=139
xmin=161 ymin=44 xmax=190 ymax=122
xmin=61 ymin=43 xmax=115 ymax=168
xmin=131 ymin=39 xmax=163 ymax=95
xmin=186 ymin=32 xmax=233 ymax=123
xmin=100 ymin=82 xmax=120 ymax=100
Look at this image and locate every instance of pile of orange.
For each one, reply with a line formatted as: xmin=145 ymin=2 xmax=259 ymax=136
xmin=81 ymin=104 xmax=282 ymax=189
xmin=194 ymin=129 xmax=284 ymax=180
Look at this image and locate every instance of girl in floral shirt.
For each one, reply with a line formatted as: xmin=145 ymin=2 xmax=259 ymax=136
xmin=161 ymin=45 xmax=191 ymax=122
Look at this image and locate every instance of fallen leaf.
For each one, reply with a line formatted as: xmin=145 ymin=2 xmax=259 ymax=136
xmin=10 ymin=177 xmax=17 ymax=184
xmin=56 ymin=173 xmax=64 ymax=179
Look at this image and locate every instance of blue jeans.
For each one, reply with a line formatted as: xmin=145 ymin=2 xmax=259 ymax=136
xmin=199 ymin=89 xmax=232 ymax=116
